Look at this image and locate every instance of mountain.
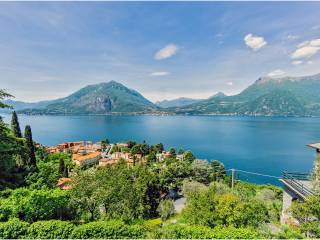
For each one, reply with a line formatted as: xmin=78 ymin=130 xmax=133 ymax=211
xmin=1 ymin=99 xmax=56 ymax=113
xmin=8 ymin=73 xmax=320 ymax=116
xmin=155 ymin=97 xmax=203 ymax=108
xmin=171 ymin=73 xmax=320 ymax=116
xmin=19 ymin=81 xmax=158 ymax=114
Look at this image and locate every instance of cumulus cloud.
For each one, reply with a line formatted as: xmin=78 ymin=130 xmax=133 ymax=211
xmin=291 ymin=38 xmax=320 ymax=59
xmin=150 ymin=71 xmax=170 ymax=76
xmin=244 ymin=34 xmax=267 ymax=51
xmin=154 ymin=44 xmax=178 ymax=60
xmin=226 ymin=82 xmax=233 ymax=86
xmin=291 ymin=60 xmax=303 ymax=65
xmin=267 ymin=69 xmax=286 ymax=78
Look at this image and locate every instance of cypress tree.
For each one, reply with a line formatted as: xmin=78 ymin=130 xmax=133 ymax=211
xmin=58 ymin=158 xmax=65 ymax=176
xmin=24 ymin=125 xmax=36 ymax=167
xmin=11 ymin=111 xmax=22 ymax=138
xmin=63 ymin=166 xmax=69 ymax=178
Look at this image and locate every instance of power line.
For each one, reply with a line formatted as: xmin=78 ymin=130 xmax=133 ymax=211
xmin=227 ymin=168 xmax=281 ymax=179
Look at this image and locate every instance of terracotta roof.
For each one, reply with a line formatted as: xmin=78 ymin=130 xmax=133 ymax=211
xmin=57 ymin=178 xmax=72 ymax=190
xmin=73 ymin=152 xmax=101 ymax=162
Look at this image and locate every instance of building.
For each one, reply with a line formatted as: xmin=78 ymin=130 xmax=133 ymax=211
xmin=72 ymin=151 xmax=101 ymax=167
xmin=280 ymin=143 xmax=316 ymax=225
xmin=57 ymin=178 xmax=72 ymax=190
xmin=99 ymin=151 xmax=143 ymax=166
xmin=47 ymin=140 xmax=104 ymax=154
xmin=156 ymin=151 xmax=172 ymax=161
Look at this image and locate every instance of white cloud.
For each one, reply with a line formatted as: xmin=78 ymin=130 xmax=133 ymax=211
xmin=287 ymin=35 xmax=299 ymax=40
xmin=291 ymin=38 xmax=320 ymax=59
xmin=226 ymin=82 xmax=233 ymax=86
xmin=267 ymin=69 xmax=286 ymax=78
xmin=154 ymin=44 xmax=178 ymax=60
xmin=244 ymin=33 xmax=267 ymax=51
xmin=150 ymin=71 xmax=170 ymax=76
xmin=291 ymin=60 xmax=303 ymax=65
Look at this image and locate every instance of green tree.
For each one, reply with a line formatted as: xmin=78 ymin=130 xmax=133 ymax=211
xmin=169 ymin=147 xmax=176 ymax=158
xmin=26 ymin=152 xmax=71 ymax=189
xmin=184 ymin=150 xmax=195 ymax=163
xmin=0 ymin=188 xmax=74 ymax=222
xmin=178 ymin=149 xmax=184 ymax=155
xmin=147 ymin=152 xmax=157 ymax=165
xmin=130 ymin=144 xmax=141 ymax=155
xmin=71 ymin=170 xmax=100 ymax=221
xmin=210 ymin=160 xmax=226 ymax=181
xmin=157 ymin=199 xmax=175 ymax=221
xmin=154 ymin=143 xmax=164 ymax=153
xmin=0 ymin=121 xmax=27 ymax=189
xmin=58 ymin=158 xmax=65 ymax=177
xmin=127 ymin=140 xmax=136 ymax=149
xmin=291 ymin=196 xmax=320 ymax=237
xmin=191 ymin=159 xmax=214 ymax=184
xmin=11 ymin=111 xmax=22 ymax=138
xmin=24 ymin=125 xmax=36 ymax=167
xmin=0 ymin=89 xmax=13 ymax=111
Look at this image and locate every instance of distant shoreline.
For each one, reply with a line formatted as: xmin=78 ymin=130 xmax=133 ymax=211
xmin=1 ymin=111 xmax=320 ymax=118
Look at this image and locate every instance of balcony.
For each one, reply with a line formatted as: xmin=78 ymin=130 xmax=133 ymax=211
xmin=280 ymin=172 xmax=314 ymax=200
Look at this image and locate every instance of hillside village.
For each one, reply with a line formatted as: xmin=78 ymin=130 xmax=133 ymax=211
xmin=48 ymin=140 xmax=186 ymax=190
xmin=48 ymin=140 xmax=184 ymax=168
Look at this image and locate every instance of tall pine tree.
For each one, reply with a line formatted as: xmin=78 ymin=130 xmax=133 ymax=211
xmin=11 ymin=111 xmax=22 ymax=138
xmin=24 ymin=125 xmax=36 ymax=167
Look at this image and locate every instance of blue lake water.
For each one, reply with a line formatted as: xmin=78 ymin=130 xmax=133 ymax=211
xmin=2 ymin=114 xmax=320 ymax=185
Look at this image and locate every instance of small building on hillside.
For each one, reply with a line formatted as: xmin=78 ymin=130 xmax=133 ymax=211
xmin=72 ymin=151 xmax=101 ymax=167
xmin=57 ymin=177 xmax=72 ymax=190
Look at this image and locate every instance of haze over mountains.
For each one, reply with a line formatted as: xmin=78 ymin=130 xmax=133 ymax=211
xmin=155 ymin=98 xmax=203 ymax=108
xmin=3 ymin=73 xmax=320 ymax=116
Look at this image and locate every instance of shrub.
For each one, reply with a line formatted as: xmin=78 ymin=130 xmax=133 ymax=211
xmin=71 ymin=220 xmax=145 ymax=239
xmin=152 ymin=224 xmax=215 ymax=239
xmin=0 ymin=188 xmax=74 ymax=222
xmin=152 ymin=224 xmax=259 ymax=239
xmin=211 ymin=225 xmax=259 ymax=239
xmin=27 ymin=220 xmax=74 ymax=239
xmin=274 ymin=225 xmax=303 ymax=239
xmin=157 ymin=199 xmax=175 ymax=221
xmin=0 ymin=218 xmax=29 ymax=239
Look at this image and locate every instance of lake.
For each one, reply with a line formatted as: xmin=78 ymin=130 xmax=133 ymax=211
xmin=2 ymin=114 xmax=320 ymax=185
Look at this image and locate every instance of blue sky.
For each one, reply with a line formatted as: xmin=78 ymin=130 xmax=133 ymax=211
xmin=0 ymin=2 xmax=320 ymax=102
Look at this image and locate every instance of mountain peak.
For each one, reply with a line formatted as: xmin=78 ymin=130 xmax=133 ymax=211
xmin=256 ymin=72 xmax=320 ymax=85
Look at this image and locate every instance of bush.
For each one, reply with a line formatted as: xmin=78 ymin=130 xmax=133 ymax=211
xmin=152 ymin=224 xmax=215 ymax=239
xmin=211 ymin=225 xmax=259 ymax=239
xmin=71 ymin=220 xmax=145 ymax=239
xmin=157 ymin=199 xmax=175 ymax=221
xmin=274 ymin=225 xmax=303 ymax=239
xmin=0 ymin=188 xmax=74 ymax=222
xmin=152 ymin=224 xmax=259 ymax=239
xmin=0 ymin=218 xmax=29 ymax=239
xmin=27 ymin=220 xmax=74 ymax=239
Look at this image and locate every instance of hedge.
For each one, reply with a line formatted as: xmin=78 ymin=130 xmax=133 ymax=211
xmin=0 ymin=218 xmax=30 ymax=239
xmin=152 ymin=224 xmax=259 ymax=239
xmin=27 ymin=220 xmax=75 ymax=239
xmin=70 ymin=220 xmax=145 ymax=239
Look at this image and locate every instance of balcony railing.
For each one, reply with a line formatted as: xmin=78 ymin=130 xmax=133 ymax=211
xmin=282 ymin=171 xmax=315 ymax=198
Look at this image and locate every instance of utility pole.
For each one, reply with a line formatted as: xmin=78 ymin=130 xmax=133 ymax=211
xmin=231 ymin=168 xmax=235 ymax=190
